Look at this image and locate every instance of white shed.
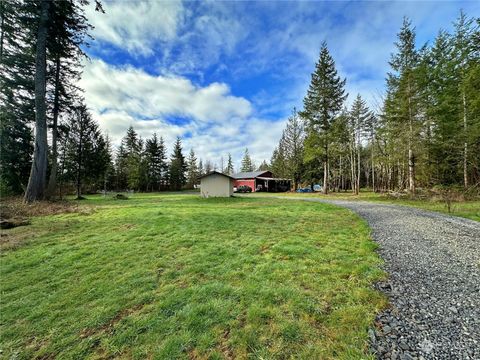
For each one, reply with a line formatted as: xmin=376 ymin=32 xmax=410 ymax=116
xmin=199 ymin=171 xmax=234 ymax=198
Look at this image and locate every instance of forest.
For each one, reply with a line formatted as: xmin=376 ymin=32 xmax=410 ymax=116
xmin=271 ymin=14 xmax=480 ymax=195
xmin=1 ymin=1 xmax=479 ymax=201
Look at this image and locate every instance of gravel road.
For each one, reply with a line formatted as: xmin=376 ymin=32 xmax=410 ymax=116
xmin=282 ymin=197 xmax=480 ymax=359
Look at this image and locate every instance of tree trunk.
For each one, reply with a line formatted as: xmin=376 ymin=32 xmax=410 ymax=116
xmin=371 ymin=140 xmax=375 ymax=192
xmin=76 ymin=111 xmax=83 ymax=199
xmin=463 ymin=92 xmax=468 ymax=188
xmin=0 ymin=1 xmax=5 ymax=61
xmin=46 ymin=55 xmax=61 ymax=198
xmin=408 ymin=81 xmax=415 ymax=194
xmin=24 ymin=0 xmax=50 ymax=203
xmin=356 ymin=142 xmax=360 ymax=195
xmin=323 ymin=144 xmax=329 ymax=194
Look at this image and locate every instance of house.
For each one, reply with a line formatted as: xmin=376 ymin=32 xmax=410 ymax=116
xmin=199 ymin=171 xmax=234 ymax=198
xmin=232 ymin=171 xmax=291 ymax=192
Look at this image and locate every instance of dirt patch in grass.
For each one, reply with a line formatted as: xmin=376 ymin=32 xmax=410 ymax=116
xmin=80 ymin=303 xmax=147 ymax=339
xmin=1 ymin=197 xmax=88 ymax=219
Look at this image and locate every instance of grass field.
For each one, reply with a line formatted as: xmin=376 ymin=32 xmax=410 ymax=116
xmin=253 ymin=191 xmax=480 ymax=222
xmin=0 ymin=194 xmax=386 ymax=359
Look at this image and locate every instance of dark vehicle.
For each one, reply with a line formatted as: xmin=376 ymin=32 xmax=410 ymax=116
xmin=296 ymin=187 xmax=313 ymax=193
xmin=236 ymin=185 xmax=252 ymax=193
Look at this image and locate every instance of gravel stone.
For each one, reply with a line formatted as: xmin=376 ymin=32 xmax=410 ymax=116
xmin=323 ymin=200 xmax=480 ymax=360
xmin=281 ymin=197 xmax=480 ymax=359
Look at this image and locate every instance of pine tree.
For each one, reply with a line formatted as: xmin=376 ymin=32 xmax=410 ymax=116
xmin=349 ymin=95 xmax=372 ymax=194
xmin=386 ymin=17 xmax=421 ymax=193
xmin=282 ymin=108 xmax=304 ymax=190
xmin=186 ymin=149 xmax=199 ymax=188
xmin=24 ymin=0 xmax=51 ymax=202
xmin=241 ymin=148 xmax=254 ymax=172
xmin=46 ymin=0 xmax=94 ymax=198
xmin=204 ymin=160 xmax=213 ymax=174
xmin=169 ymin=137 xmax=186 ymax=191
xmin=257 ymin=160 xmax=269 ymax=171
xmin=270 ymin=141 xmax=288 ymax=178
xmin=63 ymin=103 xmax=100 ymax=199
xmin=300 ymin=42 xmax=347 ymax=194
xmin=225 ymin=153 xmax=234 ymax=175
xmin=119 ymin=126 xmax=143 ymax=190
xmin=0 ymin=0 xmax=35 ymax=195
xmin=144 ymin=133 xmax=163 ymax=191
xmin=452 ymin=11 xmax=478 ymax=188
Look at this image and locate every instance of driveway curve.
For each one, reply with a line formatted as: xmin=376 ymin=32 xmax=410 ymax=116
xmin=272 ymin=197 xmax=480 ymax=359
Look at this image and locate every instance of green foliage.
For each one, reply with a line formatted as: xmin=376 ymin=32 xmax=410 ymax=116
xmin=186 ymin=149 xmax=199 ymax=189
xmin=169 ymin=137 xmax=186 ymax=190
xmin=300 ymin=42 xmax=347 ymax=192
xmin=225 ymin=153 xmax=234 ymax=175
xmin=240 ymin=148 xmax=254 ymax=172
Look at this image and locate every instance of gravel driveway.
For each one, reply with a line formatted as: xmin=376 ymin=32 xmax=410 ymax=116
xmin=280 ymin=197 xmax=480 ymax=359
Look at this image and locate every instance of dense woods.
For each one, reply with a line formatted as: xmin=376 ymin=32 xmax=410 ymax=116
xmin=0 ymin=2 xmax=478 ymax=200
xmin=271 ymin=14 xmax=480 ymax=194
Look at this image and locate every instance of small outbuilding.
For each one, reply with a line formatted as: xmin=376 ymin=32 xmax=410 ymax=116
xmin=199 ymin=171 xmax=235 ymax=198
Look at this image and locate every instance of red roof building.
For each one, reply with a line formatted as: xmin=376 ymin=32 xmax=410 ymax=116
xmin=232 ymin=171 xmax=291 ymax=192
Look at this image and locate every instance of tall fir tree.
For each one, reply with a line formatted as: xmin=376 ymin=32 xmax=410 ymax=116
xmin=144 ymin=133 xmax=164 ymax=191
xmin=300 ymin=42 xmax=347 ymax=194
xmin=386 ymin=17 xmax=421 ymax=193
xmin=186 ymin=149 xmax=199 ymax=188
xmin=225 ymin=153 xmax=234 ymax=175
xmin=282 ymin=108 xmax=305 ymax=190
xmin=169 ymin=137 xmax=186 ymax=191
xmin=240 ymin=148 xmax=254 ymax=172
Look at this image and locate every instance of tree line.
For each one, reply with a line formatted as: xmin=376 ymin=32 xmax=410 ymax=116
xmin=1 ymin=3 xmax=478 ymax=200
xmin=269 ymin=13 xmax=480 ymax=194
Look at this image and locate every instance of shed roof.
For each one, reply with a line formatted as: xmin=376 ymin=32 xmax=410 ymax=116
xmin=198 ymin=171 xmax=235 ymax=180
xmin=232 ymin=171 xmax=271 ymax=179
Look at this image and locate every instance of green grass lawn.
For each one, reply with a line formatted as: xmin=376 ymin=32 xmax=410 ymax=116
xmin=0 ymin=194 xmax=385 ymax=359
xmin=254 ymin=191 xmax=480 ymax=222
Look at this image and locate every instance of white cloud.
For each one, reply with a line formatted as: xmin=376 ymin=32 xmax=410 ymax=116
xmin=80 ymin=59 xmax=251 ymax=124
xmin=79 ymin=59 xmax=278 ymax=167
xmin=85 ymin=0 xmax=185 ymax=55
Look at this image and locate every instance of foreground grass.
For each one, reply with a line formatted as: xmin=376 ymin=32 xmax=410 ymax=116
xmin=0 ymin=194 xmax=385 ymax=359
xmin=254 ymin=191 xmax=480 ymax=222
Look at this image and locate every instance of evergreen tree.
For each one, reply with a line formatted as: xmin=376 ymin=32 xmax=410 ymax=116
xmin=169 ymin=137 xmax=186 ymax=190
xmin=225 ymin=153 xmax=234 ymax=175
xmin=257 ymin=160 xmax=269 ymax=171
xmin=186 ymin=149 xmax=199 ymax=188
xmin=24 ymin=0 xmax=51 ymax=202
xmin=349 ymin=94 xmax=372 ymax=194
xmin=385 ymin=17 xmax=421 ymax=193
xmin=300 ymin=42 xmax=347 ymax=194
xmin=0 ymin=0 xmax=35 ymax=195
xmin=282 ymin=108 xmax=305 ymax=190
xmin=270 ymin=140 xmax=287 ymax=178
xmin=119 ymin=126 xmax=143 ymax=190
xmin=198 ymin=159 xmax=204 ymax=177
xmin=46 ymin=0 xmax=93 ymax=198
xmin=204 ymin=160 xmax=213 ymax=174
xmin=63 ymin=103 xmax=102 ymax=199
xmin=144 ymin=133 xmax=163 ymax=191
xmin=241 ymin=148 xmax=254 ymax=172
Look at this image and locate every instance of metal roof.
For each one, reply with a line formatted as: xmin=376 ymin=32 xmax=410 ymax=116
xmin=198 ymin=171 xmax=235 ymax=180
xmin=256 ymin=177 xmax=291 ymax=181
xmin=232 ymin=171 xmax=271 ymax=179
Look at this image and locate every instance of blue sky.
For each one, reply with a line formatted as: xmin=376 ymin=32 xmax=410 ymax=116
xmin=80 ymin=0 xmax=479 ymax=170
